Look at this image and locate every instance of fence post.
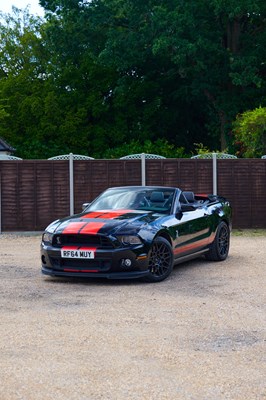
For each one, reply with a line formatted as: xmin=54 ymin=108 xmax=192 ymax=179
xmin=141 ymin=153 xmax=146 ymax=186
xmin=69 ymin=153 xmax=74 ymax=215
xmin=212 ymin=153 xmax=217 ymax=195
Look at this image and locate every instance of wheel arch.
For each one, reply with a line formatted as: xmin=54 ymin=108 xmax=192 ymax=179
xmin=220 ymin=217 xmax=232 ymax=232
xmin=154 ymin=230 xmax=172 ymax=246
xmin=212 ymin=217 xmax=230 ymax=241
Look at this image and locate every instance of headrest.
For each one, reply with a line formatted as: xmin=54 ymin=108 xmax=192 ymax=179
xmin=150 ymin=191 xmax=164 ymax=202
xmin=183 ymin=191 xmax=195 ymax=203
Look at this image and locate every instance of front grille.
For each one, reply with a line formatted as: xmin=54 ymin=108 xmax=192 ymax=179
xmin=53 ymin=234 xmax=114 ymax=249
xmin=50 ymin=257 xmax=111 ymax=271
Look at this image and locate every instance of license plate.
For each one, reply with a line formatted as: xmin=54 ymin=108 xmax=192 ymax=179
xmin=61 ymin=249 xmax=95 ymax=259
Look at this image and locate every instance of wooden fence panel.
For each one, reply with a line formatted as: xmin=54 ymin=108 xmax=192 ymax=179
xmin=177 ymin=160 xmax=213 ymax=193
xmin=146 ymin=160 xmax=165 ymax=186
xmin=0 ymin=161 xmax=19 ymax=231
xmin=177 ymin=160 xmax=197 ymax=190
xmin=73 ymin=161 xmax=93 ymax=212
xmin=194 ymin=160 xmax=213 ymax=193
xmin=0 ymin=159 xmax=266 ymax=230
xmin=161 ymin=160 xmax=179 ymax=187
xmin=218 ymin=160 xmax=247 ymax=228
xmin=36 ymin=162 xmax=54 ymax=229
xmin=106 ymin=160 xmax=126 ymax=188
xmin=248 ymin=160 xmax=266 ymax=228
xmin=17 ymin=162 xmax=36 ymax=229
xmin=218 ymin=159 xmax=266 ymax=229
xmin=123 ymin=160 xmax=141 ymax=186
xmin=36 ymin=161 xmax=69 ymax=228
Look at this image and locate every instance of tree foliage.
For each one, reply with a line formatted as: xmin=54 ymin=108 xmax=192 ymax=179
xmin=0 ymin=1 xmax=265 ymax=158
xmin=102 ymin=138 xmax=187 ymax=159
xmin=233 ymin=107 xmax=266 ymax=157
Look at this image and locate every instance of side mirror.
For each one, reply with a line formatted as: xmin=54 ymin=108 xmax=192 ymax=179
xmin=82 ymin=202 xmax=90 ymax=211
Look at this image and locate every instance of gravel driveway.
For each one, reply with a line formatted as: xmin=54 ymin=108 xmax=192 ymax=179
xmin=0 ymin=234 xmax=265 ymax=400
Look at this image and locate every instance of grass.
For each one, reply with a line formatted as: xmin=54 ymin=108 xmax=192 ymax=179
xmin=232 ymin=229 xmax=266 ymax=237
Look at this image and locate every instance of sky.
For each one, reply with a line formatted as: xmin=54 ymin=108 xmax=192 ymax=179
xmin=0 ymin=0 xmax=45 ymax=16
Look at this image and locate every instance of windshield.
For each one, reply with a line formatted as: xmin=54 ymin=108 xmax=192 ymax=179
xmin=88 ymin=188 xmax=175 ymax=214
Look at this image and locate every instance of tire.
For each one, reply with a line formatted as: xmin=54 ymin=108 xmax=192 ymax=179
xmin=205 ymin=221 xmax=230 ymax=261
xmin=145 ymin=237 xmax=174 ymax=282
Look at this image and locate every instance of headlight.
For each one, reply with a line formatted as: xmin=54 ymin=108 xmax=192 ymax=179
xmin=42 ymin=232 xmax=54 ymax=244
xmin=42 ymin=220 xmax=60 ymax=244
xmin=117 ymin=235 xmax=142 ymax=245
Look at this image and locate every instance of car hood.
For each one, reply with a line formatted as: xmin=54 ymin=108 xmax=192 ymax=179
xmin=48 ymin=209 xmax=164 ymax=236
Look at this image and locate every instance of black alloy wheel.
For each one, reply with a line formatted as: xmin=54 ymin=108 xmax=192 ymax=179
xmin=206 ymin=221 xmax=230 ymax=261
xmin=146 ymin=236 xmax=174 ymax=282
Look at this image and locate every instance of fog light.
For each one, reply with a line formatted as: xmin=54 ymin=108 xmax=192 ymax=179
xmin=121 ymin=258 xmax=132 ymax=268
xmin=124 ymin=259 xmax=132 ymax=267
xmin=41 ymin=255 xmax=47 ymax=264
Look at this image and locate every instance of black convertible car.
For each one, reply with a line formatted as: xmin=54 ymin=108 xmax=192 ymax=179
xmin=41 ymin=186 xmax=232 ymax=282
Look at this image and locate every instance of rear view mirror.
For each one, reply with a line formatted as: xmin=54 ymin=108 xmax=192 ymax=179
xmin=82 ymin=203 xmax=90 ymax=211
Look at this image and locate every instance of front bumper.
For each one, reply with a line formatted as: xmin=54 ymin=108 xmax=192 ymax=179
xmin=41 ymin=266 xmax=149 ymax=279
xmin=41 ymin=242 xmax=150 ymax=280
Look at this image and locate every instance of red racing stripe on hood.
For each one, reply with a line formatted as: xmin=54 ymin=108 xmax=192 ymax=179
xmin=62 ymin=222 xmax=87 ymax=234
xmin=82 ymin=211 xmax=109 ymax=218
xmin=80 ymin=222 xmax=105 ymax=234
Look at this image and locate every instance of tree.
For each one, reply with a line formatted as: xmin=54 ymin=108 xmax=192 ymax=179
xmin=40 ymin=0 xmax=266 ymax=152
xmin=0 ymin=6 xmax=110 ymax=158
xmin=1 ymin=1 xmax=266 ymax=158
xmin=233 ymin=107 xmax=266 ymax=157
xmin=0 ymin=7 xmax=51 ymax=157
xmin=38 ymin=0 xmax=210 ymax=152
xmin=98 ymin=0 xmax=266 ymax=149
xmin=101 ymin=138 xmax=187 ymax=159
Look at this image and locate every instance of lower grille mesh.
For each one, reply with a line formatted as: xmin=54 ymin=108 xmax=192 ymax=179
xmin=50 ymin=257 xmax=111 ymax=271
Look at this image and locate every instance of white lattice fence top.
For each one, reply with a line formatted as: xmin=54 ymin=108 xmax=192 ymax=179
xmin=48 ymin=154 xmax=94 ymax=160
xmin=191 ymin=153 xmax=237 ymax=159
xmin=120 ymin=153 xmax=166 ymax=160
xmin=0 ymin=154 xmax=23 ymax=160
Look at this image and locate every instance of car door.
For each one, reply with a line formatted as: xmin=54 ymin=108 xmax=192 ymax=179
xmin=170 ymin=200 xmax=213 ymax=260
